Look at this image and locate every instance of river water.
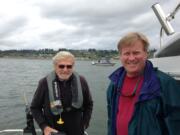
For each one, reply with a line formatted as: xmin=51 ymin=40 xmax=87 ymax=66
xmin=0 ymin=58 xmax=120 ymax=135
xmin=1 ymin=57 xmax=180 ymax=135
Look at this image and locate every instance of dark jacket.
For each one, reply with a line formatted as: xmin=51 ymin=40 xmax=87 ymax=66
xmin=31 ymin=73 xmax=93 ymax=135
xmin=107 ymin=60 xmax=180 ymax=135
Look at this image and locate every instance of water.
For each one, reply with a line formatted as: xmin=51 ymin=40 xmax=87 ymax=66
xmin=0 ymin=58 xmax=120 ymax=135
xmin=1 ymin=57 xmax=180 ymax=135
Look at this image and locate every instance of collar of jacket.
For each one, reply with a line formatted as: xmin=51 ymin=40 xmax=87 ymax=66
xmin=46 ymin=71 xmax=83 ymax=115
xmin=109 ymin=60 xmax=161 ymax=101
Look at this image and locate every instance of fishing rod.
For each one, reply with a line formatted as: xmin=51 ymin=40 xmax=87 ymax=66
xmin=0 ymin=91 xmax=40 ymax=135
xmin=22 ymin=91 xmax=37 ymax=135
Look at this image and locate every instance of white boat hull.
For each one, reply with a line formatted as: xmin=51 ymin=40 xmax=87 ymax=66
xmin=150 ymin=56 xmax=180 ymax=80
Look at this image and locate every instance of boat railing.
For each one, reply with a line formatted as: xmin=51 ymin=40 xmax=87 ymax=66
xmin=0 ymin=129 xmax=88 ymax=135
xmin=0 ymin=129 xmax=41 ymax=134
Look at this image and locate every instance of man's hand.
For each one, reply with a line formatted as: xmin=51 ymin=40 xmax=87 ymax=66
xmin=44 ymin=126 xmax=58 ymax=135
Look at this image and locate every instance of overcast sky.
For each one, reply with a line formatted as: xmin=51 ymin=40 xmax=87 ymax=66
xmin=0 ymin=0 xmax=179 ymax=50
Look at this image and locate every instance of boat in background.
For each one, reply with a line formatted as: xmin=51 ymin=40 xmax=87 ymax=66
xmin=91 ymin=57 xmax=115 ymax=66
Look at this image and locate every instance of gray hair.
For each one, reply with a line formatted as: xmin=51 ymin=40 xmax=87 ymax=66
xmin=52 ymin=51 xmax=75 ymax=65
xmin=117 ymin=32 xmax=149 ymax=53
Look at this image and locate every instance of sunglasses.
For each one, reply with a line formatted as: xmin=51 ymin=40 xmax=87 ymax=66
xmin=121 ymin=87 xmax=137 ymax=97
xmin=58 ymin=64 xmax=73 ymax=69
xmin=121 ymin=76 xmax=141 ymax=97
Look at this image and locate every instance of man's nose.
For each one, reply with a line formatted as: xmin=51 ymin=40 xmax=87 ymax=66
xmin=128 ymin=54 xmax=135 ymax=60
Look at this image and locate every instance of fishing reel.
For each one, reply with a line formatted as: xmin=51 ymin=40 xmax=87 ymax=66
xmin=23 ymin=105 xmax=37 ymax=135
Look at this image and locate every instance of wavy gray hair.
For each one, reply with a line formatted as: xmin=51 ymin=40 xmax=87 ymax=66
xmin=52 ymin=51 xmax=75 ymax=65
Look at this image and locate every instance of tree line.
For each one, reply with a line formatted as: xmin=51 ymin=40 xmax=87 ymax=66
xmin=0 ymin=48 xmax=156 ymax=59
xmin=0 ymin=48 xmax=118 ymax=60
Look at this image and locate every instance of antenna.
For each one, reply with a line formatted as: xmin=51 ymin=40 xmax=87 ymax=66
xmin=152 ymin=3 xmax=175 ymax=35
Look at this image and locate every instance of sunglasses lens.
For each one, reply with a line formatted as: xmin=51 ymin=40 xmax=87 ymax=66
xmin=58 ymin=65 xmax=65 ymax=69
xmin=67 ymin=65 xmax=72 ymax=69
xmin=58 ymin=65 xmax=72 ymax=69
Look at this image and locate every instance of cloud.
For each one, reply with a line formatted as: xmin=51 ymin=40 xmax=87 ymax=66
xmin=0 ymin=0 xmax=179 ymax=50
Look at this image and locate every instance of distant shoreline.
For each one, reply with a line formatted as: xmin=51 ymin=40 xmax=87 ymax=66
xmin=0 ymin=49 xmax=119 ymax=60
xmin=0 ymin=48 xmax=155 ymax=59
xmin=0 ymin=56 xmax=96 ymax=61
